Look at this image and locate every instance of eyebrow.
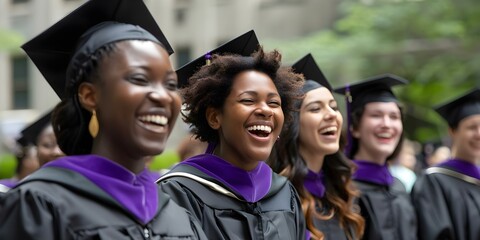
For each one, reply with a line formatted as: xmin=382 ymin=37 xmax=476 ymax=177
xmin=304 ymin=99 xmax=336 ymax=107
xmin=238 ymin=91 xmax=280 ymax=97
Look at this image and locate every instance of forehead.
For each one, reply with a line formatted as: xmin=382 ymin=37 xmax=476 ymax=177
xmin=230 ymin=70 xmax=277 ymax=94
xmin=363 ymin=101 xmax=401 ymax=113
xmin=302 ymin=87 xmax=333 ymax=105
xmin=458 ymin=114 xmax=480 ymax=127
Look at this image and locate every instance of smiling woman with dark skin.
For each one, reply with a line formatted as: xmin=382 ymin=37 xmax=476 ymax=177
xmin=0 ymin=0 xmax=207 ymax=239
xmin=158 ymin=45 xmax=306 ymax=239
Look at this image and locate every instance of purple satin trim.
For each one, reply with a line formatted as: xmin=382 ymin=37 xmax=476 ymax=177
xmin=303 ymin=169 xmax=326 ymax=198
xmin=180 ymin=154 xmax=272 ymax=202
xmin=352 ymin=160 xmax=394 ymax=186
xmin=0 ymin=178 xmax=18 ymax=188
xmin=45 ymin=155 xmax=158 ymax=224
xmin=437 ymin=158 xmax=480 ymax=180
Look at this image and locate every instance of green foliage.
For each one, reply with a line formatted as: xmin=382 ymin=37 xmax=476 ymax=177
xmin=264 ymin=0 xmax=480 ymax=143
xmin=149 ymin=150 xmax=180 ymax=171
xmin=0 ymin=154 xmax=16 ymax=179
xmin=0 ymin=28 xmax=24 ymax=53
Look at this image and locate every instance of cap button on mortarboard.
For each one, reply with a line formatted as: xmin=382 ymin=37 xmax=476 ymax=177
xmin=205 ymin=51 xmax=212 ymax=65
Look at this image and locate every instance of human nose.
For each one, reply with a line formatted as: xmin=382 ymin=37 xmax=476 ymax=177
xmin=52 ymin=145 xmax=64 ymax=158
xmin=148 ymin=85 xmax=172 ymax=103
xmin=255 ymin=103 xmax=274 ymax=118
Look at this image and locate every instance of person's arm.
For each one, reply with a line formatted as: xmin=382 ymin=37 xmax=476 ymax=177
xmin=0 ymin=187 xmax=72 ymax=240
xmin=411 ymin=173 xmax=454 ymax=240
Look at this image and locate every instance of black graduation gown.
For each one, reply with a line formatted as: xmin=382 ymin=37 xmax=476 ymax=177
xmin=313 ymin=201 xmax=353 ymax=240
xmin=355 ymin=178 xmax=417 ymax=240
xmin=157 ymin=164 xmax=306 ymax=240
xmin=0 ymin=167 xmax=207 ymax=240
xmin=411 ymin=168 xmax=480 ymax=240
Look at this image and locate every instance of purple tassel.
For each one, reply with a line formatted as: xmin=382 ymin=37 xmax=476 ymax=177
xmin=345 ymin=84 xmax=353 ymax=158
xmin=205 ymin=51 xmax=212 ymax=65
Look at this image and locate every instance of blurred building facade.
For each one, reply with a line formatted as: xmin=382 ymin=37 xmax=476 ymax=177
xmin=0 ymin=0 xmax=340 ymax=151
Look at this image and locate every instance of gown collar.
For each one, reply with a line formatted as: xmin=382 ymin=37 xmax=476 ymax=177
xmin=303 ymin=169 xmax=326 ymax=198
xmin=352 ymin=160 xmax=394 ymax=186
xmin=180 ymin=153 xmax=272 ymax=203
xmin=45 ymin=155 xmax=158 ymax=224
xmin=437 ymin=158 xmax=480 ymax=180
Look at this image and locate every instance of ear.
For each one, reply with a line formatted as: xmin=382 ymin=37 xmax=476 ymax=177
xmin=206 ymin=107 xmax=221 ymax=130
xmin=350 ymin=126 xmax=361 ymax=138
xmin=448 ymin=127 xmax=455 ymax=138
xmin=78 ymin=82 xmax=97 ymax=111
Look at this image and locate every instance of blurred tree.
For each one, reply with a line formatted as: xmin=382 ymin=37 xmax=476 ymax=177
xmin=0 ymin=28 xmax=23 ymax=52
xmin=265 ymin=0 xmax=480 ymax=143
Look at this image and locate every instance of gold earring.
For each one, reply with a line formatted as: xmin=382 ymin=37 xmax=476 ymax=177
xmin=89 ymin=110 xmax=99 ymax=138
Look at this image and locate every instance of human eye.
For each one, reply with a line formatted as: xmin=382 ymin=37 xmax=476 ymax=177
xmin=240 ymin=98 xmax=254 ymax=104
xmin=164 ymin=79 xmax=178 ymax=91
xmin=268 ymin=99 xmax=281 ymax=107
xmin=127 ymin=74 xmax=149 ymax=85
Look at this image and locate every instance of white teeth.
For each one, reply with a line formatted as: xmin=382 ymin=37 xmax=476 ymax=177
xmin=320 ymin=126 xmax=337 ymax=134
xmin=247 ymin=125 xmax=272 ymax=133
xmin=377 ymin=133 xmax=392 ymax=138
xmin=138 ymin=115 xmax=168 ymax=125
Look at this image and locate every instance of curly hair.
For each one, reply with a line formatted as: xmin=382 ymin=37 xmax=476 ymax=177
xmin=181 ymin=46 xmax=304 ymax=143
xmin=268 ymin=99 xmax=365 ymax=240
xmin=348 ymin=104 xmax=404 ymax=161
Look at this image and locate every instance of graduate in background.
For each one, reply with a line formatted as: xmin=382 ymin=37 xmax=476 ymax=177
xmin=0 ymin=112 xmax=48 ymax=193
xmin=269 ymin=54 xmax=364 ymax=240
xmin=157 ymin=31 xmax=307 ymax=239
xmin=334 ymin=75 xmax=417 ymax=240
xmin=411 ymin=88 xmax=480 ymax=240
xmin=0 ymin=0 xmax=207 ymax=239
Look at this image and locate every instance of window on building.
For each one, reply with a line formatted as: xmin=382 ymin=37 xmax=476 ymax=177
xmin=11 ymin=56 xmax=29 ymax=109
xmin=12 ymin=0 xmax=29 ymax=4
xmin=176 ymin=47 xmax=191 ymax=68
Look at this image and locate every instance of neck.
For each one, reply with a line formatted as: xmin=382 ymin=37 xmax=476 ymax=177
xmin=91 ymin=137 xmax=147 ymax=174
xmin=354 ymin=148 xmax=387 ymax=165
xmin=213 ymin=143 xmax=259 ymax=171
xmin=299 ymin=145 xmax=325 ymax=172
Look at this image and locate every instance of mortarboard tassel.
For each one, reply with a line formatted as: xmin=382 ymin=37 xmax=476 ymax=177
xmin=205 ymin=51 xmax=212 ymax=65
xmin=345 ymin=84 xmax=353 ymax=158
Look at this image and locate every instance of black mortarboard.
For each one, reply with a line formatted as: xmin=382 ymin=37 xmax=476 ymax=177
xmin=20 ymin=110 xmax=53 ymax=146
xmin=176 ymin=30 xmax=259 ymax=88
xmin=434 ymin=88 xmax=480 ymax=128
xmin=291 ymin=53 xmax=332 ymax=92
xmin=21 ymin=0 xmax=173 ymax=99
xmin=334 ymin=74 xmax=408 ymax=111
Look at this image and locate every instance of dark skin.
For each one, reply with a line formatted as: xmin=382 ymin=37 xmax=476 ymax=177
xmin=78 ymin=40 xmax=181 ymax=173
xmin=206 ymin=70 xmax=284 ymax=171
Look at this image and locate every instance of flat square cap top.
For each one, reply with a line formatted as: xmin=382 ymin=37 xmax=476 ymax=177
xmin=291 ymin=53 xmax=331 ymax=92
xmin=176 ymin=30 xmax=259 ymax=88
xmin=20 ymin=110 xmax=53 ymax=146
xmin=334 ymin=74 xmax=408 ymax=110
xmin=434 ymin=88 xmax=480 ymax=127
xmin=21 ymin=0 xmax=173 ymax=99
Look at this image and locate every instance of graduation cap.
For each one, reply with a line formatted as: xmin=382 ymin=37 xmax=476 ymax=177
xmin=333 ymin=74 xmax=408 ymax=156
xmin=21 ymin=0 xmax=174 ymax=99
xmin=434 ymin=88 xmax=480 ymax=128
xmin=334 ymin=74 xmax=408 ymax=111
xmin=20 ymin=110 xmax=53 ymax=146
xmin=291 ymin=53 xmax=332 ymax=92
xmin=176 ymin=30 xmax=259 ymax=88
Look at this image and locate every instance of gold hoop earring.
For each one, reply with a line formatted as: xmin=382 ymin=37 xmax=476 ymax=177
xmin=89 ymin=110 xmax=99 ymax=138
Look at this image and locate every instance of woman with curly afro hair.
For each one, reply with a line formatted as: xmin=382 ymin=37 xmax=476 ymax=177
xmin=158 ymin=32 xmax=306 ymax=240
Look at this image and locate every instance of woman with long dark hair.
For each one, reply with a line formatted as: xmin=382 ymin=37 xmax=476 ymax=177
xmin=334 ymin=75 xmax=417 ymax=240
xmin=269 ymin=54 xmax=364 ymax=240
